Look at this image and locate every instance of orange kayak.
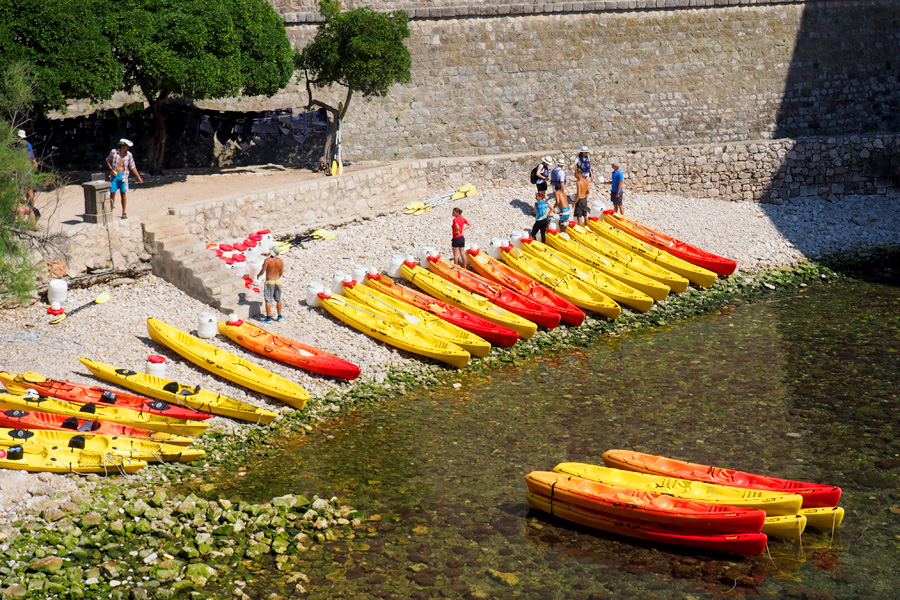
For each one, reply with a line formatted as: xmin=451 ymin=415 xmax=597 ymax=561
xmin=425 ymin=255 xmax=561 ymax=329
xmin=602 ymin=450 xmax=841 ymax=509
xmin=526 ymin=471 xmax=767 ymax=535
xmin=602 ymin=210 xmax=737 ymax=276
xmin=217 ymin=319 xmax=360 ymax=381
xmin=466 ymin=249 xmax=585 ymax=326
xmin=0 ymin=371 xmax=211 ymax=421
xmin=526 ymin=492 xmax=768 ymax=556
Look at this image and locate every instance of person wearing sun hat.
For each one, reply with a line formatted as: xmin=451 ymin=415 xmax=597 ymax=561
xmin=106 ymin=138 xmax=144 ymax=219
xmin=570 ymin=145 xmax=592 ymax=181
xmin=550 ymin=158 xmax=570 ymax=232
xmin=257 ymin=243 xmax=285 ymax=322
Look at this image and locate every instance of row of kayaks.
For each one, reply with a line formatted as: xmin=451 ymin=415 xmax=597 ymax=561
xmin=310 ymin=212 xmax=738 ymax=368
xmin=527 ymin=450 xmax=844 ymax=556
xmin=0 ymin=313 xmax=368 ymax=473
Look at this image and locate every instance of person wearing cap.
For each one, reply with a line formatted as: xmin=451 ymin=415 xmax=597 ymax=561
xmin=106 ymin=138 xmax=143 ymax=219
xmin=14 ymin=130 xmax=39 ymax=222
xmin=570 ymin=146 xmax=592 ymax=181
xmin=550 ymin=158 xmax=570 ymax=232
xmin=611 ymin=162 xmax=624 ymax=215
xmin=257 ymin=245 xmax=285 ymax=322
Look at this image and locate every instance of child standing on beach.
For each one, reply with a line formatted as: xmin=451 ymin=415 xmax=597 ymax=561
xmin=451 ymin=207 xmax=470 ymax=268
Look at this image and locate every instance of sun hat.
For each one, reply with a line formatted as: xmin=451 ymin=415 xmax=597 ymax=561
xmin=556 ymin=159 xmax=566 ymax=166
xmin=581 ymin=145 xmax=589 ymax=153
xmin=541 ymin=156 xmax=552 ymax=166
xmin=16 ymin=130 xmax=26 ymax=139
xmin=119 ymin=138 xmax=133 ymax=147
xmin=269 ymin=245 xmax=280 ymax=257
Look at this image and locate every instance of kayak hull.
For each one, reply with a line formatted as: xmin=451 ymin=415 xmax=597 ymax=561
xmin=0 ymin=371 xmax=210 ymax=421
xmin=147 ymin=318 xmax=310 ymax=409
xmin=217 ymin=320 xmax=360 ymax=380
xmin=602 ymin=449 xmax=842 ymax=509
xmin=0 ymin=427 xmax=204 ymax=463
xmin=364 ymin=273 xmax=519 ymax=347
xmin=77 ymin=357 xmax=278 ymax=425
xmin=602 ymin=211 xmax=737 ymax=276
xmin=526 ymin=492 xmax=767 ymax=556
xmin=0 ymin=407 xmax=194 ymax=445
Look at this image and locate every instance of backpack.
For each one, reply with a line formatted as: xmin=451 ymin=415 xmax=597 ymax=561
xmin=530 ymin=165 xmax=540 ymax=185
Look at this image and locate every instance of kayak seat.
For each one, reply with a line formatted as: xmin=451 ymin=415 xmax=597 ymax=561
xmin=650 ymin=495 xmax=676 ymax=510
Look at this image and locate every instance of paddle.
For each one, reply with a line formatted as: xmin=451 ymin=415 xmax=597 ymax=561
xmin=408 ymin=187 xmax=479 ymax=216
xmin=49 ymin=292 xmax=111 ymax=325
xmin=284 ymin=229 xmax=337 ymax=246
xmin=403 ymin=183 xmax=477 ymax=213
xmin=337 ymin=105 xmax=343 ymax=175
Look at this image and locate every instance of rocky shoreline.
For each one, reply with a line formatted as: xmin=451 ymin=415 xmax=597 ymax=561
xmin=0 ymin=185 xmax=897 ymax=597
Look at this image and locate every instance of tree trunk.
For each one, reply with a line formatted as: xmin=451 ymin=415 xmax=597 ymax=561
xmin=145 ymin=95 xmax=168 ymax=174
xmin=320 ymin=121 xmax=337 ymax=172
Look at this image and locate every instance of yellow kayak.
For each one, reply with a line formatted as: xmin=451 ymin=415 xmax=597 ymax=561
xmin=0 ymin=439 xmax=146 ymax=474
xmin=519 ymin=238 xmax=655 ymax=312
xmin=554 ymin=463 xmax=803 ymax=516
xmin=0 ymin=427 xmax=204 ymax=463
xmin=500 ymin=244 xmax=620 ymax=318
xmin=799 ymin=506 xmax=845 ymax=530
xmin=587 ymin=217 xmax=718 ymax=288
xmin=77 ymin=357 xmax=278 ymax=425
xmin=147 ymin=318 xmax=309 ymax=410
xmin=567 ymin=225 xmax=689 ymax=293
xmin=400 ymin=262 xmax=538 ymax=339
xmin=545 ymin=229 xmax=671 ymax=301
xmin=342 ymin=280 xmax=491 ymax=358
xmin=761 ymin=514 xmax=807 ymax=539
xmin=318 ymin=290 xmax=471 ymax=368
xmin=0 ymin=392 xmax=209 ymax=437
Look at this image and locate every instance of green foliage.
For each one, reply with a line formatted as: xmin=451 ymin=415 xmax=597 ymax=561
xmin=297 ymin=1 xmax=412 ymax=100
xmin=0 ymin=0 xmax=121 ymax=112
xmin=109 ymin=0 xmax=293 ymax=102
xmin=0 ymin=62 xmax=41 ymax=301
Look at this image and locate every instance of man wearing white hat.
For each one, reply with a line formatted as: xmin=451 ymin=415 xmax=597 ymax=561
xmin=550 ymin=158 xmax=570 ymax=232
xmin=257 ymin=244 xmax=285 ymax=322
xmin=14 ymin=130 xmax=39 ymax=222
xmin=106 ymin=138 xmax=143 ymax=219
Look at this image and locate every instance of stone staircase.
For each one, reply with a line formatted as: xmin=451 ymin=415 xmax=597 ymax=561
xmin=141 ymin=214 xmax=260 ymax=319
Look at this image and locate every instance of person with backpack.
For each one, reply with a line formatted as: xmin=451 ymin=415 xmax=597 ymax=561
xmin=531 ymin=156 xmax=551 ymax=196
xmin=550 ymin=159 xmax=570 ymax=232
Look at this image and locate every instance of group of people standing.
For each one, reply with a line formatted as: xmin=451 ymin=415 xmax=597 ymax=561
xmin=530 ymin=147 xmax=624 ymax=242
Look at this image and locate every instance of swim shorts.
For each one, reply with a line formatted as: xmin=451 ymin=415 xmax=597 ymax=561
xmin=574 ymin=198 xmax=589 ymax=218
xmin=611 ymin=191 xmax=623 ymax=206
xmin=110 ymin=173 xmax=128 ymax=195
xmin=451 ymin=236 xmax=465 ymax=248
xmin=264 ymin=282 xmax=282 ymax=304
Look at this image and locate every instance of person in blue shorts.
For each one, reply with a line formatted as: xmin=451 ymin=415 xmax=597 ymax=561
xmin=610 ymin=162 xmax=624 ymax=215
xmin=106 ymin=138 xmax=144 ymax=219
xmin=550 ymin=159 xmax=570 ymax=232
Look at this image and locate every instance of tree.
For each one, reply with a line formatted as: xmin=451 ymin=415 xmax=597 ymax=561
xmin=107 ymin=0 xmax=294 ymax=173
xmin=295 ymin=0 xmax=412 ymax=171
xmin=0 ymin=62 xmax=46 ymax=301
xmin=0 ymin=0 xmax=122 ymax=112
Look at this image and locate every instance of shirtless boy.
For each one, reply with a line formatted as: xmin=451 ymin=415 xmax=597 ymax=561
xmin=573 ymin=168 xmax=590 ymax=226
xmin=258 ymin=246 xmax=285 ymax=322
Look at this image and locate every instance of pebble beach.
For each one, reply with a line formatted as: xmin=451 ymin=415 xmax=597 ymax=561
xmin=0 ymin=183 xmax=898 ymax=530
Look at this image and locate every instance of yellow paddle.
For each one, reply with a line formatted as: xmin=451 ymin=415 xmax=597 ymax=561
xmin=49 ymin=292 xmax=111 ymax=325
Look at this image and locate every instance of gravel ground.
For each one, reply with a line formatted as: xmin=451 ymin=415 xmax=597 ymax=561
xmin=1 ymin=184 xmax=898 ymax=525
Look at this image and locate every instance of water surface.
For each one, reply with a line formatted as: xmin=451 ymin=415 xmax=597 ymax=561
xmin=210 ymin=274 xmax=900 ymax=599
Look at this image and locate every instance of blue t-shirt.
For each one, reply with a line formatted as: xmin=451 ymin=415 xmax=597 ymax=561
xmin=611 ymin=169 xmax=623 ymax=194
xmin=17 ymin=140 xmax=35 ymax=162
xmin=576 ymin=156 xmax=591 ymax=177
xmin=535 ymin=199 xmax=550 ymax=220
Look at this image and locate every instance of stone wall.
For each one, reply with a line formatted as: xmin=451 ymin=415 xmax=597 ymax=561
xmin=54 ymin=219 xmax=148 ymax=278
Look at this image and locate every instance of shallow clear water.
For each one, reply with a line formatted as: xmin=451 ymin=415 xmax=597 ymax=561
xmin=210 ymin=274 xmax=900 ymax=599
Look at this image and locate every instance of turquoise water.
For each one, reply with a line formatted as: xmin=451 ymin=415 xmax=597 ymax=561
xmin=211 ymin=273 xmax=900 ymax=599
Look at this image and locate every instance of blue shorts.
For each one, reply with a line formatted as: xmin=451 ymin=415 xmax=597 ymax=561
xmin=110 ymin=174 xmax=129 ymax=195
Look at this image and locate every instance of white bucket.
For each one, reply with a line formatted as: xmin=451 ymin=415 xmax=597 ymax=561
xmin=351 ymin=264 xmax=368 ymax=283
xmin=247 ymin=258 xmax=264 ymax=283
xmin=306 ymin=281 xmax=324 ymax=307
xmin=232 ymin=257 xmax=247 ymax=278
xmin=258 ymin=231 xmax=274 ymax=254
xmin=489 ymin=238 xmax=508 ymax=260
xmin=420 ymin=246 xmax=439 ymax=265
xmin=509 ymin=230 xmax=525 ymax=249
xmin=48 ymin=279 xmax=67 ymax=305
xmin=197 ymin=313 xmax=217 ymax=339
xmin=549 ymin=215 xmax=560 ymax=231
xmin=146 ymin=355 xmax=167 ymax=378
xmin=386 ymin=255 xmax=406 ymax=278
xmin=332 ymin=271 xmax=348 ymax=295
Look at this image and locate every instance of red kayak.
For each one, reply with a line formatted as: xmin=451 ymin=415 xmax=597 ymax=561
xmin=363 ymin=272 xmax=519 ymax=347
xmin=603 ymin=450 xmax=841 ymax=509
xmin=466 ymin=248 xmax=585 ymax=326
xmin=0 ymin=372 xmax=211 ymax=421
xmin=0 ymin=408 xmax=195 ymax=446
xmin=218 ymin=319 xmax=360 ymax=380
xmin=526 ymin=471 xmax=767 ymax=535
xmin=425 ymin=255 xmax=561 ymax=329
xmin=602 ymin=210 xmax=737 ymax=276
xmin=527 ymin=492 xmax=767 ymax=556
